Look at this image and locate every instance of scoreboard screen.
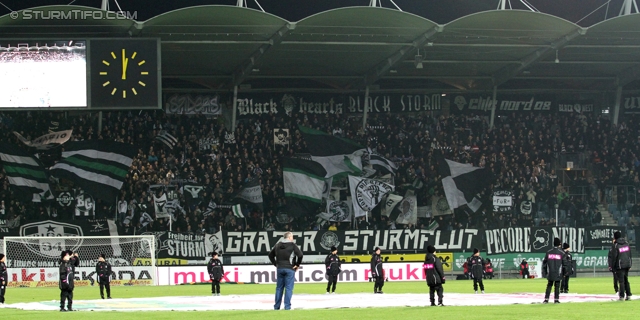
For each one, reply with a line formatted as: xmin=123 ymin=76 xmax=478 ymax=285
xmin=0 ymin=38 xmax=160 ymax=110
xmin=0 ymin=40 xmax=87 ymax=108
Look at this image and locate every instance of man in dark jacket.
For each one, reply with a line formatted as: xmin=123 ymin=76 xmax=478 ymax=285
xmin=424 ymin=245 xmax=445 ymax=306
xmin=207 ymin=251 xmax=224 ymax=296
xmin=0 ymin=254 xmax=7 ymax=305
xmin=370 ymin=247 xmax=384 ymax=294
xmin=469 ymin=248 xmax=485 ymax=294
xmin=59 ymin=251 xmax=75 ymax=312
xmin=610 ymin=231 xmax=633 ymax=301
xmin=96 ymin=253 xmax=112 ymax=299
xmin=608 ymin=238 xmax=619 ymax=294
xmin=268 ymin=231 xmax=303 ymax=310
xmin=324 ymin=246 xmax=341 ymax=294
xmin=561 ymin=243 xmax=573 ymax=293
xmin=542 ymin=238 xmax=568 ymax=303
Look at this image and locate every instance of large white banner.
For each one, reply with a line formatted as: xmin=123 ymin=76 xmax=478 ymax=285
xmin=157 ymin=262 xmax=432 ymax=285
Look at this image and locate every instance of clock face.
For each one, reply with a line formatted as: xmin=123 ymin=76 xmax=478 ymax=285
xmin=89 ymin=39 xmax=159 ymax=109
xmin=99 ymin=48 xmax=150 ymax=99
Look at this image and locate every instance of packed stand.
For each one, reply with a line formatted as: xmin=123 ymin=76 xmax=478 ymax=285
xmin=0 ymin=110 xmax=638 ymax=242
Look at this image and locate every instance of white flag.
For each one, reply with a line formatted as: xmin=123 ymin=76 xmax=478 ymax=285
xmin=326 ymin=200 xmax=352 ymax=222
xmin=322 ymin=177 xmax=333 ymax=200
xmin=348 ymin=175 xmax=394 ymax=218
xmin=153 ymin=193 xmax=168 ymax=218
xmin=381 ymin=194 xmax=403 ymax=217
xmin=396 ymin=192 xmax=418 ymax=225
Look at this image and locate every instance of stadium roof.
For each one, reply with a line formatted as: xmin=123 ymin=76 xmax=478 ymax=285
xmin=2 ymin=5 xmax=640 ymax=94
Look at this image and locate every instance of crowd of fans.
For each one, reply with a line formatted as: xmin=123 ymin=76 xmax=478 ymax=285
xmin=0 ymin=109 xmax=638 ymax=243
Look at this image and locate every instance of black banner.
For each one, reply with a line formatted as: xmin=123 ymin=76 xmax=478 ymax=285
xmin=235 ymin=93 xmax=443 ymax=117
xmin=222 ymin=229 xmax=482 ymax=254
xmin=585 ymin=226 xmax=625 ymax=247
xmin=484 ymin=227 xmax=585 ymax=255
xmin=164 ymin=94 xmax=222 ymax=115
xmin=142 ymin=231 xmax=210 ymax=260
xmin=450 ymin=95 xmax=598 ymax=114
xmin=624 ymin=95 xmax=640 ymax=114
xmin=557 ymin=100 xmax=594 ymax=113
xmin=450 ymin=94 xmax=555 ymax=114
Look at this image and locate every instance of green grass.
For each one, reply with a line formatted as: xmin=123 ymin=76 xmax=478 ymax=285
xmin=3 ymin=277 xmax=637 ymax=319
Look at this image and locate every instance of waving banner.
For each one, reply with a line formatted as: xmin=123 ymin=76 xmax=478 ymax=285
xmin=13 ymin=130 xmax=73 ymax=150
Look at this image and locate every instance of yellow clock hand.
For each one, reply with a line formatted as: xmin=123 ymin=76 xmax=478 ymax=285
xmin=122 ymin=49 xmax=129 ymax=80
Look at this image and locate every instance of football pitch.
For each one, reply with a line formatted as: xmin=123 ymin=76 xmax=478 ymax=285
xmin=1 ymin=277 xmax=637 ymax=319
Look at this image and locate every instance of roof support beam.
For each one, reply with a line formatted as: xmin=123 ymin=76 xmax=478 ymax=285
xmin=355 ymin=25 xmax=442 ymax=88
xmin=490 ymin=28 xmax=585 ymax=88
xmin=229 ymin=22 xmax=295 ymax=87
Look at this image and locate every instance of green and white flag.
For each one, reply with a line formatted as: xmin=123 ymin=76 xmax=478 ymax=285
xmin=283 ymin=157 xmax=327 ymax=216
xmin=232 ymin=204 xmax=244 ymax=219
xmin=50 ymin=141 xmax=136 ymax=202
xmin=0 ymin=142 xmax=53 ymax=201
xmin=299 ymin=125 xmax=365 ymax=178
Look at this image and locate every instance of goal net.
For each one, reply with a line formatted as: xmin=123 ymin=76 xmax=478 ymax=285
xmin=3 ymin=235 xmax=156 ymax=287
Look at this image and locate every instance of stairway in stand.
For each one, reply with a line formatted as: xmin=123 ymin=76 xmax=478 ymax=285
xmin=597 ymin=204 xmax=616 ymax=226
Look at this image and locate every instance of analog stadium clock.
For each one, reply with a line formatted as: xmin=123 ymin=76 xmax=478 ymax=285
xmin=89 ymin=39 xmax=160 ymax=109
xmin=99 ymin=48 xmax=150 ymax=99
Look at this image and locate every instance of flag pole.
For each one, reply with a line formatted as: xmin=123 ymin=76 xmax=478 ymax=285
xmin=352 ymin=209 xmax=356 ymax=229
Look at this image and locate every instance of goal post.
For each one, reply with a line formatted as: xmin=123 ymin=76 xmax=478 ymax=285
xmin=3 ymin=235 xmax=156 ymax=287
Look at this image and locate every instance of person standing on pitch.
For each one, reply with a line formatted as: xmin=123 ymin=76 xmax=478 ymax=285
xmin=96 ymin=254 xmax=112 ymax=299
xmin=0 ymin=254 xmax=7 ymax=305
xmin=608 ymin=238 xmax=619 ymax=295
xmin=610 ymin=231 xmax=632 ymax=301
xmin=325 ymin=246 xmax=341 ymax=294
xmin=371 ymin=247 xmax=384 ymax=294
xmin=207 ymin=251 xmax=224 ymax=296
xmin=59 ymin=251 xmax=75 ymax=312
xmin=561 ymin=243 xmax=574 ymax=293
xmin=542 ymin=238 xmax=567 ymax=304
xmin=268 ymin=231 xmax=303 ymax=310
xmin=469 ymin=248 xmax=485 ymax=294
xmin=424 ymin=245 xmax=445 ymax=306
